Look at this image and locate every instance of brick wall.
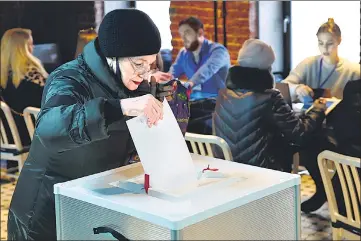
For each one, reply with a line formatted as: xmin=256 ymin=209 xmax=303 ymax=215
xmin=169 ymin=0 xmax=256 ymax=65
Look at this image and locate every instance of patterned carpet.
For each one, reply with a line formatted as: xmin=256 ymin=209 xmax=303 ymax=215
xmin=1 ymin=174 xmax=332 ymax=240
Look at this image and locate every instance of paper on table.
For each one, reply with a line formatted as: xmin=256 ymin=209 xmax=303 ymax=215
xmin=126 ymin=100 xmax=198 ymax=193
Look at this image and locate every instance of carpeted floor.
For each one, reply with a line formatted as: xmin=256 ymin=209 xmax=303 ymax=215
xmin=1 ymin=174 xmax=332 ymax=240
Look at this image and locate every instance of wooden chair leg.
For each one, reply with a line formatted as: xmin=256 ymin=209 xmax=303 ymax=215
xmin=292 ymin=152 xmax=299 ymax=174
xmin=332 ymin=228 xmax=342 ymax=240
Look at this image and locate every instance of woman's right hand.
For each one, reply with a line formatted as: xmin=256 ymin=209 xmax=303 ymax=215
xmin=120 ymin=94 xmax=163 ymax=127
xmin=313 ymin=98 xmax=327 ymax=111
xmin=295 ymin=84 xmax=314 ymax=102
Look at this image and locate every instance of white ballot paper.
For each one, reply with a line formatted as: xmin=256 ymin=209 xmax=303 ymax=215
xmin=126 ymin=100 xmax=198 ymax=193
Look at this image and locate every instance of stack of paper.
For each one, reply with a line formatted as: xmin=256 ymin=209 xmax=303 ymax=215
xmin=126 ymin=100 xmax=198 ymax=193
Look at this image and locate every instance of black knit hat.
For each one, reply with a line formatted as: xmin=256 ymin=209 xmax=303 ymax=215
xmin=98 ymin=9 xmax=161 ymax=58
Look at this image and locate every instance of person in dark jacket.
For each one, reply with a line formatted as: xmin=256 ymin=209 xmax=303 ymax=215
xmin=301 ymin=79 xmax=361 ymax=213
xmin=213 ymin=39 xmax=327 ymax=170
xmin=7 ymin=9 xmax=171 ymax=241
xmin=1 ymin=28 xmax=48 ymax=146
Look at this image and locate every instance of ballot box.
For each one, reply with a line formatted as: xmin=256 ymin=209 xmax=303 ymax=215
xmin=54 ymin=154 xmax=301 ymax=240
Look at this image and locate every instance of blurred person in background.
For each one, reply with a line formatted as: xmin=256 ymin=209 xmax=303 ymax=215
xmin=0 ymin=28 xmax=48 ymax=146
xmin=213 ymin=39 xmax=327 ymax=171
xmin=283 ymin=18 xmax=360 ymax=102
xmin=163 ymin=17 xmax=231 ymax=135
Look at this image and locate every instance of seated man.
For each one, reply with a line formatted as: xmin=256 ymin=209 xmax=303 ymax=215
xmin=168 ymin=17 xmax=231 ymax=135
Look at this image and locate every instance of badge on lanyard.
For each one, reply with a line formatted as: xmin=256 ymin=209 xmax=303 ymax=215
xmin=318 ymin=58 xmax=337 ymax=88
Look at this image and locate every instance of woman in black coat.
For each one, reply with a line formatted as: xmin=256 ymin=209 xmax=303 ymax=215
xmin=7 ymin=9 xmax=172 ymax=241
xmin=213 ymin=39 xmax=327 ymax=170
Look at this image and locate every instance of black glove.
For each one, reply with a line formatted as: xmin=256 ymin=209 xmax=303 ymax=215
xmin=150 ymin=76 xmax=173 ymax=101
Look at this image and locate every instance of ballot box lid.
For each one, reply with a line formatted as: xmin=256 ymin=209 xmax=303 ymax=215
xmin=54 ymin=154 xmax=300 ymax=230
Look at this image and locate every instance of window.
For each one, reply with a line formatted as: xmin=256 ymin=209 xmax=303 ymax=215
xmin=291 ymin=1 xmax=360 ymax=68
xmin=136 ymin=1 xmax=173 ymax=50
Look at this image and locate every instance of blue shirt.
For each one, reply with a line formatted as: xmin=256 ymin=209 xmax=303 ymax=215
xmin=169 ymin=39 xmax=231 ymax=101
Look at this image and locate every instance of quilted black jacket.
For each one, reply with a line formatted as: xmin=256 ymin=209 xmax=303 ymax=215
xmin=7 ymin=39 xmax=147 ymax=241
xmin=213 ymin=66 xmax=326 ymax=170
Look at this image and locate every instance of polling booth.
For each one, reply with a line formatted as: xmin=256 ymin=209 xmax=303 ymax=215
xmin=54 ymin=101 xmax=301 ymax=240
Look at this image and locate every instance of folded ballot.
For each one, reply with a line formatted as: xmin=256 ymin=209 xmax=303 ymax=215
xmin=126 ymin=100 xmax=198 ymax=193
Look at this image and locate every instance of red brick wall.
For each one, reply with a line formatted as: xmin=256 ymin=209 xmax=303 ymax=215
xmin=169 ymin=0 xmax=256 ymax=65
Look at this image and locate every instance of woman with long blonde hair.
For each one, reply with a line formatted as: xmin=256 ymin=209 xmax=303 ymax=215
xmin=0 ymin=28 xmax=48 ymax=146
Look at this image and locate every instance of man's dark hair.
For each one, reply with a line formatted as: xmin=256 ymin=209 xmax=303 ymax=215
xmin=178 ymin=17 xmax=204 ymax=32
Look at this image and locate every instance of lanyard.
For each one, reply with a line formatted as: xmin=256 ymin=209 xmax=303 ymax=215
xmin=318 ymin=58 xmax=337 ymax=88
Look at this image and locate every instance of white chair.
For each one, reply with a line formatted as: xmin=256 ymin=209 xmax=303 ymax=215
xmin=23 ymin=106 xmax=41 ymax=140
xmin=185 ymin=132 xmax=233 ymax=161
xmin=318 ymin=150 xmax=361 ymax=240
xmin=1 ymin=101 xmax=28 ymax=178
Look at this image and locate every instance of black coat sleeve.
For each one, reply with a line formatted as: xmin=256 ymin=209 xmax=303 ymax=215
xmin=268 ymin=90 xmax=326 ymax=146
xmin=36 ymin=76 xmax=124 ymax=153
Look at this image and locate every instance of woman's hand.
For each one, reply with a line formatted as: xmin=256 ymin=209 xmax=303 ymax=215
xmin=295 ymin=84 xmax=314 ymax=102
xmin=120 ymin=94 xmax=163 ymax=127
xmin=313 ymin=98 xmax=327 ymax=111
xmin=150 ymin=71 xmax=173 ymax=84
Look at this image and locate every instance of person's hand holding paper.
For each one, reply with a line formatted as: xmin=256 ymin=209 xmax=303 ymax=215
xmin=120 ymin=94 xmax=163 ymax=127
xmin=126 ymin=100 xmax=197 ymax=193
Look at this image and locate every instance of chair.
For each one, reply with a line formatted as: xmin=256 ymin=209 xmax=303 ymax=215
xmin=23 ymin=106 xmax=41 ymax=140
xmin=185 ymin=132 xmax=233 ymax=161
xmin=318 ymin=150 xmax=361 ymax=240
xmin=0 ymin=101 xmax=28 ymax=178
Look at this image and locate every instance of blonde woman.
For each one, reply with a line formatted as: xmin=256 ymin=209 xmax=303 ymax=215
xmin=0 ymin=28 xmax=48 ymax=145
xmin=283 ymin=18 xmax=360 ymax=102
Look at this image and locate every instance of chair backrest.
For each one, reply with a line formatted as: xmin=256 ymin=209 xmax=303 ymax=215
xmin=1 ymin=101 xmax=28 ymax=176
xmin=1 ymin=101 xmax=23 ymax=151
xmin=318 ymin=150 xmax=361 ymax=240
xmin=23 ymin=107 xmax=41 ymax=140
xmin=185 ymin=132 xmax=233 ymax=161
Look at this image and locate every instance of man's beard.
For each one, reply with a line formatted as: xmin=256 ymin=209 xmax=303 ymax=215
xmin=185 ymin=40 xmax=200 ymax=52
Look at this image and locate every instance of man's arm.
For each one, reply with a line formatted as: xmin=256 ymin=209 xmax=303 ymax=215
xmin=169 ymin=48 xmax=185 ymax=78
xmin=189 ymin=45 xmax=230 ymax=86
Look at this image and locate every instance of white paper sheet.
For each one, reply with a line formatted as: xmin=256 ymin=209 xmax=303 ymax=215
xmin=126 ymin=100 xmax=198 ymax=192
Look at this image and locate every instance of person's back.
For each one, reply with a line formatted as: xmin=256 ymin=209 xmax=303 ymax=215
xmin=215 ymin=82 xmax=283 ymax=169
xmin=214 ymin=39 xmax=326 ymax=170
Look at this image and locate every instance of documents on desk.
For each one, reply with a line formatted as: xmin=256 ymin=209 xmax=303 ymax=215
xmin=305 ymin=97 xmax=341 ymax=115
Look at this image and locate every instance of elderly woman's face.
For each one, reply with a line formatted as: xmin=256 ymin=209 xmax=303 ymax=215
xmin=119 ymin=54 xmax=157 ymax=90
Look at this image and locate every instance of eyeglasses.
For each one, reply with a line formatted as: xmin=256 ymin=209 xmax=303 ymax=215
xmin=128 ymin=57 xmax=157 ymax=80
